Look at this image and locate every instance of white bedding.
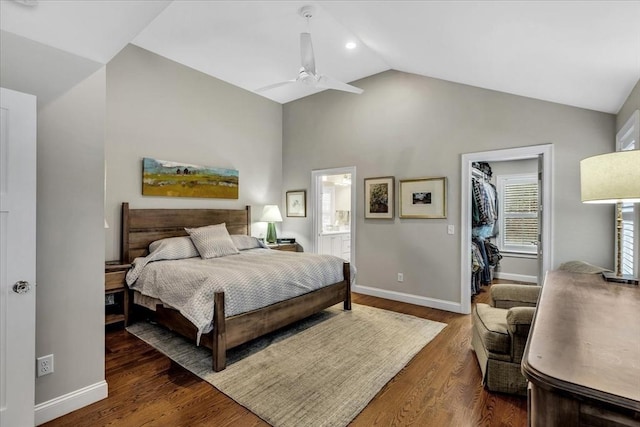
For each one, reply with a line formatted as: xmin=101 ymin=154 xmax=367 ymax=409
xmin=127 ymin=248 xmax=351 ymax=341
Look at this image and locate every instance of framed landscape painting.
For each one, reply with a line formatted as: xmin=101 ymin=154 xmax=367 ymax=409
xmin=399 ymin=177 xmax=447 ymax=219
xmin=364 ymin=176 xmax=394 ymax=219
xmin=142 ymin=158 xmax=239 ymax=199
xmin=286 ymin=190 xmax=306 ymax=217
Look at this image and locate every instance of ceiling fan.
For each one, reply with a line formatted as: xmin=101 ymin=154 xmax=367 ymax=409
xmin=255 ymin=6 xmax=363 ymax=95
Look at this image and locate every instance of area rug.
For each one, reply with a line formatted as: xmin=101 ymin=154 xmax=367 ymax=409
xmin=127 ymin=303 xmax=446 ymax=427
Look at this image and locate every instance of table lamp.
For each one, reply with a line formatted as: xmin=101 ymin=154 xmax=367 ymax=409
xmin=581 ymin=150 xmax=640 ymax=283
xmin=260 ymin=205 xmax=283 ymax=244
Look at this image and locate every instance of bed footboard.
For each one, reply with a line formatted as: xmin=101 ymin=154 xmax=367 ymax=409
xmin=210 ymin=261 xmax=351 ymax=371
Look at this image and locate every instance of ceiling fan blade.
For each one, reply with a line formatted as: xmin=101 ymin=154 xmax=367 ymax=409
xmin=300 ymin=33 xmax=316 ymax=75
xmin=255 ymin=80 xmax=297 ymax=93
xmin=317 ymin=75 xmax=364 ymax=94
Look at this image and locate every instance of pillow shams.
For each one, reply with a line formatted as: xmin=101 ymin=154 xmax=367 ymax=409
xmin=230 ymin=234 xmax=265 ymax=251
xmin=186 ymin=223 xmax=239 ymax=259
xmin=148 ymin=236 xmax=200 ymax=258
xmin=126 ymin=236 xmax=200 ymax=285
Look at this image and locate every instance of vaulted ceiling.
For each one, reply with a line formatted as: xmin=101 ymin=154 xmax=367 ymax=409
xmin=2 ymin=0 xmax=639 ymax=113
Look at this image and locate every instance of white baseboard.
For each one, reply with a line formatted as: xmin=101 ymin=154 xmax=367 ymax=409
xmin=35 ymin=380 xmax=108 ymax=426
xmin=352 ymin=284 xmax=465 ymax=313
xmin=493 ymin=272 xmax=537 ymax=283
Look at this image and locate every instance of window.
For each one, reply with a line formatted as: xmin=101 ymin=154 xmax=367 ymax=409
xmin=497 ymin=174 xmax=539 ymax=254
xmin=621 ymin=203 xmax=635 ymax=275
xmin=616 ymin=110 xmax=638 ymax=276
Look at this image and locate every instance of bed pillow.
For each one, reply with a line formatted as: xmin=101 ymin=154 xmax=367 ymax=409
xmin=148 ymin=236 xmax=200 ymax=259
xmin=186 ymin=223 xmax=240 ymax=259
xmin=230 ymin=235 xmax=265 ymax=251
xmin=126 ymin=236 xmax=200 ymax=285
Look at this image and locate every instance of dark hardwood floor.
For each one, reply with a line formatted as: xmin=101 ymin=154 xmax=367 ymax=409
xmin=43 ymin=285 xmax=526 ymax=427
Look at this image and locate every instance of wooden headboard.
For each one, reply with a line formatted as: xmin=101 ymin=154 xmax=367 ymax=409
xmin=121 ymin=202 xmax=251 ymax=263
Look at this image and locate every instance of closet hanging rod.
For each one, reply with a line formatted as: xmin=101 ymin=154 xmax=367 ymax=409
xmin=472 ymin=168 xmax=490 ymax=180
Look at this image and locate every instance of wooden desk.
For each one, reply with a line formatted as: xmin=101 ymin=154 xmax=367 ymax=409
xmin=522 ymin=270 xmax=640 ymax=426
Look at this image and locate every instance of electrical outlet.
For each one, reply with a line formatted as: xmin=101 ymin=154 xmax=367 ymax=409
xmin=37 ymin=354 xmax=54 ymax=377
xmin=397 ymin=273 xmax=404 ymax=282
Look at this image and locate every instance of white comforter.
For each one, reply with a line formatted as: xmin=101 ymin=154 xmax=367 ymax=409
xmin=127 ymin=249 xmax=350 ymax=341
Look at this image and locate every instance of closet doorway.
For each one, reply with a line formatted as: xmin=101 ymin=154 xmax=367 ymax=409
xmin=310 ymin=167 xmax=356 ymax=264
xmin=460 ymin=145 xmax=553 ymax=314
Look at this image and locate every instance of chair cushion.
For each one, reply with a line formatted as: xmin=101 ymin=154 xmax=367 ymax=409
xmin=473 ymin=303 xmax=510 ymax=355
xmin=490 ymin=284 xmax=540 ymax=309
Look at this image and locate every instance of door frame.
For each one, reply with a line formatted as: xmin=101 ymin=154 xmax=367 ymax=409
xmin=310 ymin=166 xmax=356 ymax=262
xmin=460 ymin=144 xmax=553 ymax=314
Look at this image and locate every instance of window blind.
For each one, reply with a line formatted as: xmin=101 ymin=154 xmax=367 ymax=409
xmin=621 ymin=203 xmax=634 ymax=275
xmin=498 ymin=175 xmax=539 ymax=253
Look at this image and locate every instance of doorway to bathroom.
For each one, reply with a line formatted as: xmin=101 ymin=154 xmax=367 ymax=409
xmin=311 ymin=166 xmax=356 ymax=264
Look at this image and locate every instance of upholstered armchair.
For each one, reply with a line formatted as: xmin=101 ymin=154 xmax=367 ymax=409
xmin=471 ymin=284 xmax=540 ymax=396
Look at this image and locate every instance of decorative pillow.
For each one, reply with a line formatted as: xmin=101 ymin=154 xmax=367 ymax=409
xmin=230 ymin=235 xmax=264 ymax=251
xmin=126 ymin=236 xmax=200 ymax=285
xmin=148 ymin=236 xmax=200 ymax=258
xmin=557 ymin=260 xmax=610 ymax=274
xmin=186 ymin=223 xmax=240 ymax=259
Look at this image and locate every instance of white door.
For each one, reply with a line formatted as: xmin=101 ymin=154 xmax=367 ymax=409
xmin=0 ymin=88 xmax=37 ymax=427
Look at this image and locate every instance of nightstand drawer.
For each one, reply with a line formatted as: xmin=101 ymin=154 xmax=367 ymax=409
xmin=105 ymin=270 xmax=127 ymax=291
xmin=268 ymin=243 xmax=301 ymax=252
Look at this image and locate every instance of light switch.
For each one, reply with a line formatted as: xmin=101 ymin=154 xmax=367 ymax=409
xmin=447 ymin=225 xmax=455 ymax=235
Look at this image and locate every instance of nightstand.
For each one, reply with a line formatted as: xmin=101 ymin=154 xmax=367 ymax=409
xmin=267 ymin=243 xmax=302 ymax=252
xmin=105 ymin=261 xmax=131 ymax=327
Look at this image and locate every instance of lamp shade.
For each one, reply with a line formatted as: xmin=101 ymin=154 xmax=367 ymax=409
xmin=580 ymin=150 xmax=640 ymax=204
xmin=260 ymin=205 xmax=283 ymax=222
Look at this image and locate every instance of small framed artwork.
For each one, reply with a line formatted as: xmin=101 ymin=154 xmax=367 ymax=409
xmin=399 ymin=177 xmax=447 ymax=219
xmin=286 ymin=190 xmax=306 ymax=217
xmin=364 ymin=176 xmax=394 ymax=219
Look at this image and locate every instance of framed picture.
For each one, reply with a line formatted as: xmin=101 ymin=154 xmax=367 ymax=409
xmin=286 ymin=190 xmax=306 ymax=217
xmin=399 ymin=177 xmax=447 ymax=218
xmin=364 ymin=176 xmax=394 ymax=219
xmin=142 ymin=157 xmax=238 ymax=199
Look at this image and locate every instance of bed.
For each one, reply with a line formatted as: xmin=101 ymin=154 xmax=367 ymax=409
xmin=121 ymin=202 xmax=351 ymax=371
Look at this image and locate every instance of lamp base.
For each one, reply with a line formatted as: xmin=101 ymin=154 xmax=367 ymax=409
xmin=602 ymin=271 xmax=638 ymax=285
xmin=266 ymin=222 xmax=277 ymax=244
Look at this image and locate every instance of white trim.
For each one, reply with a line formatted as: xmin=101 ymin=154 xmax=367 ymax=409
xmin=461 ymin=144 xmax=554 ymax=314
xmin=493 ymin=272 xmax=537 ymax=284
xmin=352 ymin=284 xmax=464 ymax=314
xmin=615 ymin=109 xmax=638 ymax=278
xmin=616 ymin=109 xmax=639 ymax=151
xmin=35 ymin=380 xmax=107 ymax=426
xmin=501 ymin=251 xmax=538 ymax=259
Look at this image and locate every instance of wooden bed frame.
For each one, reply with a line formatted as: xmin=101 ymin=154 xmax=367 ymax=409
xmin=121 ymin=202 xmax=351 ymax=371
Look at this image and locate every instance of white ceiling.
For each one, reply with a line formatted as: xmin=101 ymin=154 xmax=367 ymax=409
xmin=2 ymin=0 xmax=639 ymax=113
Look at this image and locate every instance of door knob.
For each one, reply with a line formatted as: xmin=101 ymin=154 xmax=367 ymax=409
xmin=12 ymin=280 xmax=31 ymax=294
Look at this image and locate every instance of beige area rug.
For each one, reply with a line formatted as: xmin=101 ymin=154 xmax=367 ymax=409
xmin=127 ymin=304 xmax=446 ymax=427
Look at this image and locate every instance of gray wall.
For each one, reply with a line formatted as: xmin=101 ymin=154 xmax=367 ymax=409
xmin=35 ymin=68 xmax=106 ymax=404
xmin=1 ymin=33 xmax=106 ymax=405
xmin=489 ymin=158 xmax=539 ymax=280
xmin=105 ymin=45 xmax=283 ymax=260
xmin=283 ymin=70 xmax=615 ymax=303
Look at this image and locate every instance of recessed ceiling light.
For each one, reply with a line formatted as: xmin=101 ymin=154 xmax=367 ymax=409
xmin=345 ymin=42 xmax=357 ymax=50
